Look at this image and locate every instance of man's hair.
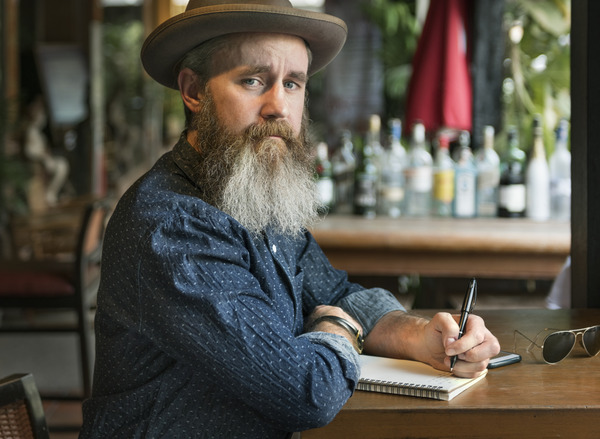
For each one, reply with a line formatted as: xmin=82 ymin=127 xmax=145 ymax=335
xmin=177 ymin=33 xmax=313 ymax=126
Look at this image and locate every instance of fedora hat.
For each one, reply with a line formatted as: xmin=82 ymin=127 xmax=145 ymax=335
xmin=141 ymin=0 xmax=348 ymax=89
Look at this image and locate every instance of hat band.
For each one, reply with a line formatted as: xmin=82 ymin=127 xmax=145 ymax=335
xmin=187 ymin=0 xmax=294 ymax=11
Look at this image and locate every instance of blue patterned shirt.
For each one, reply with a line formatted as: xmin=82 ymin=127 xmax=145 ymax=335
xmin=80 ymin=137 xmax=404 ymax=438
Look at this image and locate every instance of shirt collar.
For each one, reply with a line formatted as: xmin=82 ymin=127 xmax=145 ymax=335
xmin=171 ymin=131 xmax=206 ymax=190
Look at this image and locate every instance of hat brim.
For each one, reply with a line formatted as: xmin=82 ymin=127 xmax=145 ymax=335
xmin=141 ymin=4 xmax=348 ymax=89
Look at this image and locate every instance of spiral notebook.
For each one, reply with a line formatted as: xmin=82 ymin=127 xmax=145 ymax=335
xmin=357 ymin=355 xmax=488 ymax=401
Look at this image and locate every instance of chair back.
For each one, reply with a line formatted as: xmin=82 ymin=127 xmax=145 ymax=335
xmin=75 ymin=198 xmax=112 ymax=306
xmin=0 ymin=373 xmax=49 ymax=439
xmin=0 ymin=198 xmax=113 ymax=399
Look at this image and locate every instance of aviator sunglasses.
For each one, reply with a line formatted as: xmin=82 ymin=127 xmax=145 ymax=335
xmin=514 ymin=324 xmax=600 ymax=364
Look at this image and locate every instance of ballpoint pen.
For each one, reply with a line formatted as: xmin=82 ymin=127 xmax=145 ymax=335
xmin=450 ymin=278 xmax=477 ymax=371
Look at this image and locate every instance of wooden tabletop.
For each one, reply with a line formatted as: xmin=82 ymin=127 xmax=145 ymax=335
xmin=310 ymin=215 xmax=571 ymax=279
xmin=302 ymin=308 xmax=600 ymax=439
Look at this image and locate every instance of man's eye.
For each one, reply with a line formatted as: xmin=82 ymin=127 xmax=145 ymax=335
xmin=284 ymin=81 xmax=299 ymax=90
xmin=242 ymin=78 xmax=260 ymax=86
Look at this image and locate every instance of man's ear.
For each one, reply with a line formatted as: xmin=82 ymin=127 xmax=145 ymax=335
xmin=178 ymin=68 xmax=203 ymax=113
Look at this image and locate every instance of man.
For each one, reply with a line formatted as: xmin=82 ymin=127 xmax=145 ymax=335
xmin=80 ymin=1 xmax=499 ymax=437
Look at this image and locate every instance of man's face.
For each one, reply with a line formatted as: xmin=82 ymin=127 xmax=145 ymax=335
xmin=187 ymin=34 xmax=320 ymax=237
xmin=205 ymin=33 xmax=309 ymax=140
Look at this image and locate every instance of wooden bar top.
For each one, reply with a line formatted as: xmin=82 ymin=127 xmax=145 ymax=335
xmin=302 ymin=308 xmax=600 ymax=439
xmin=309 ymin=215 xmax=571 ymax=279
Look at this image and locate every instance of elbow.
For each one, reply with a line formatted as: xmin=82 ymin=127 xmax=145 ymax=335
xmin=292 ymin=382 xmax=354 ymax=430
xmin=306 ymin=403 xmax=345 ymax=429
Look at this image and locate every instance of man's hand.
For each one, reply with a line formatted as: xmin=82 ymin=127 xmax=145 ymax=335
xmin=363 ymin=311 xmax=500 ymax=378
xmin=421 ymin=312 xmax=500 ymax=377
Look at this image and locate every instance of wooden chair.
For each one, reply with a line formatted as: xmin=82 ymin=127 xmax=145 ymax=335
xmin=0 ymin=373 xmax=49 ymax=439
xmin=0 ymin=198 xmax=112 ymax=399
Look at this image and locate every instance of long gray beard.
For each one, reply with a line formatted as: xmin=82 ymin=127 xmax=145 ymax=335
xmin=190 ymin=94 xmax=322 ymax=238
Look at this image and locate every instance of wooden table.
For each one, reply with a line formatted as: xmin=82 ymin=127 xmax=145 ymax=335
xmin=302 ymin=308 xmax=600 ymax=439
xmin=310 ymin=215 xmax=571 ymax=280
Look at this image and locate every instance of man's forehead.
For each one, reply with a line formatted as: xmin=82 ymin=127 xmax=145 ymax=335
xmin=210 ymin=33 xmax=309 ymax=76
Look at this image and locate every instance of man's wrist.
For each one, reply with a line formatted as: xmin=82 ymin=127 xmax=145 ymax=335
xmin=362 ymin=310 xmax=429 ymax=360
xmin=308 ymin=315 xmax=364 ymax=354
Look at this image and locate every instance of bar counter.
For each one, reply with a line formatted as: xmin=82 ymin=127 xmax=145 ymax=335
xmin=309 ymin=215 xmax=571 ymax=280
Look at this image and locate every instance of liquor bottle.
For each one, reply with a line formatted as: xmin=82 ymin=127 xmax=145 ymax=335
xmin=432 ymin=133 xmax=455 ymax=217
xmin=378 ymin=118 xmax=407 ymax=218
xmin=475 ymin=126 xmax=501 ymax=217
xmin=403 ymin=121 xmax=433 ymax=216
xmin=526 ymin=115 xmax=550 ymax=221
xmin=453 ymin=131 xmax=477 ymax=218
xmin=498 ymin=127 xmax=526 ymax=217
xmin=314 ymin=141 xmax=334 ymax=215
xmin=549 ymin=118 xmax=571 ymax=221
xmin=331 ymin=130 xmax=356 ymax=215
xmin=371 ymin=114 xmax=386 ymax=162
xmin=353 ymin=116 xmax=381 ymax=218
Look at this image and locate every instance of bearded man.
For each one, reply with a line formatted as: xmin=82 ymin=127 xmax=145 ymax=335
xmin=80 ymin=1 xmax=499 ymax=438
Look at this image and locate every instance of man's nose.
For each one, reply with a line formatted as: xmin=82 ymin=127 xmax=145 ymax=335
xmin=260 ymin=84 xmax=290 ymax=121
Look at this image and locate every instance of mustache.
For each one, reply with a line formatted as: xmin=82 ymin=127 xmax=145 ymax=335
xmin=244 ymin=121 xmax=296 ymax=143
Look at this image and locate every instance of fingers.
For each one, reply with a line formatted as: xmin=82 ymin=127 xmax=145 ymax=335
xmin=446 ymin=315 xmax=485 ymax=355
xmin=429 ymin=312 xmax=500 ymax=376
xmin=447 ymin=357 xmax=489 ymax=378
xmin=428 ymin=312 xmax=461 ymax=351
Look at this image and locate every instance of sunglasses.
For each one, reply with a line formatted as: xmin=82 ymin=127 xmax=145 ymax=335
xmin=514 ymin=325 xmax=600 ymax=364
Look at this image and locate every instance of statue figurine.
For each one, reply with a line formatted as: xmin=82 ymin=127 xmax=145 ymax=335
xmin=23 ymin=96 xmax=69 ymax=210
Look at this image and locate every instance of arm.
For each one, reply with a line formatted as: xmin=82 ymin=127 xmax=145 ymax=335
xmin=297 ymin=233 xmax=499 ymax=378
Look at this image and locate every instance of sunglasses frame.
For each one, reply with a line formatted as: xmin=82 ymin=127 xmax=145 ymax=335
xmin=514 ymin=325 xmax=600 ymax=364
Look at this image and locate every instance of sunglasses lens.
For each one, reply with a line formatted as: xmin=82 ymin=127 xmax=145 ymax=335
xmin=583 ymin=325 xmax=600 ymax=356
xmin=543 ymin=331 xmax=575 ymax=363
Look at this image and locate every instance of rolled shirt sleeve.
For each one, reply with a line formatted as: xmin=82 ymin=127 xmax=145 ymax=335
xmin=336 ymin=288 xmax=406 ymax=337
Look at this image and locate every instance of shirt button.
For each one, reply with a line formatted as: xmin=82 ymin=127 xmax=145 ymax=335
xmin=272 ymin=244 xmax=277 ymax=253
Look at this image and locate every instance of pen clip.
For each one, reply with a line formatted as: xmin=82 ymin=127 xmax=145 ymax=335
xmin=464 ymin=278 xmax=477 ymax=313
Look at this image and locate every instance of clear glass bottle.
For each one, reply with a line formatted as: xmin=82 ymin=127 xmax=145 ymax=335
xmin=378 ymin=118 xmax=407 ymax=218
xmin=453 ymin=131 xmax=477 ymax=218
xmin=314 ymin=141 xmax=334 ymax=215
xmin=368 ymin=114 xmax=385 ymax=172
xmin=526 ymin=115 xmax=550 ymax=221
xmin=331 ymin=130 xmax=356 ymax=215
xmin=498 ymin=127 xmax=526 ymax=218
xmin=549 ymin=118 xmax=571 ymax=221
xmin=403 ymin=121 xmax=433 ymax=217
xmin=476 ymin=125 xmax=501 ymax=217
xmin=432 ymin=133 xmax=455 ymax=217
xmin=353 ymin=116 xmax=381 ymax=218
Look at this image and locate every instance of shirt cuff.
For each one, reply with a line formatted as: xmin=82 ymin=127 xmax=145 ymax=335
xmin=300 ymin=331 xmax=361 ymax=377
xmin=335 ymin=288 xmax=406 ymax=337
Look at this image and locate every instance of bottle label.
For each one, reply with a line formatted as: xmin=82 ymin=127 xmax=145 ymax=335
xmin=404 ymin=167 xmax=433 ymax=192
xmin=317 ymin=178 xmax=334 ymax=206
xmin=433 ymin=170 xmax=455 ymax=202
xmin=478 ymin=169 xmax=500 ymax=189
xmin=380 ymin=186 xmax=405 ymax=202
xmin=354 ymin=175 xmax=377 ymax=208
xmin=499 ymin=184 xmax=526 ymax=212
xmin=477 ymin=187 xmax=498 ymax=217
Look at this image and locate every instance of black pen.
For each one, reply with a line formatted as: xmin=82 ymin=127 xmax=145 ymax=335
xmin=450 ymin=278 xmax=477 ymax=371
